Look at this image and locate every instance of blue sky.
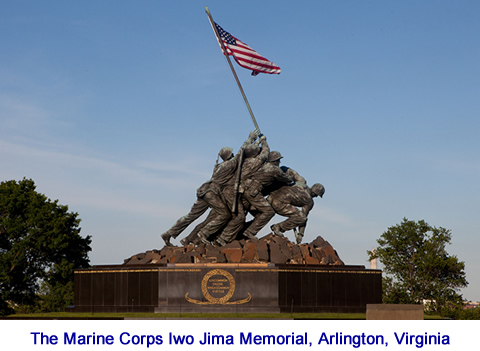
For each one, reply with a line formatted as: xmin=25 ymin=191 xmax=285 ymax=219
xmin=1 ymin=1 xmax=479 ymax=301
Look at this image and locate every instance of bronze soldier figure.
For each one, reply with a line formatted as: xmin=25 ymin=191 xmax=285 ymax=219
xmin=161 ymin=132 xmax=256 ymax=246
xmin=195 ymin=132 xmax=257 ymax=245
xmin=268 ymin=177 xmax=325 ymax=244
xmin=240 ymin=150 xmax=293 ymax=239
xmin=214 ymin=135 xmax=270 ymax=245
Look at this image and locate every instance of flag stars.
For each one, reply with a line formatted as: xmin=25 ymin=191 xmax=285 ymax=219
xmin=212 ymin=21 xmax=281 ymax=75
xmin=216 ymin=24 xmax=236 ymax=45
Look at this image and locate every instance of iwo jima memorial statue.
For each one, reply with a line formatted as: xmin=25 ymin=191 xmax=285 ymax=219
xmin=71 ymin=8 xmax=382 ymax=313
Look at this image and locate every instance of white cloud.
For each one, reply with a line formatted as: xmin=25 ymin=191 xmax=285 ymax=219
xmin=0 ymin=95 xmax=51 ymax=133
xmin=0 ymin=141 xmax=206 ymax=217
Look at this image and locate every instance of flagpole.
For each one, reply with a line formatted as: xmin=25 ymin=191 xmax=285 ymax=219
xmin=205 ymin=7 xmax=261 ymax=136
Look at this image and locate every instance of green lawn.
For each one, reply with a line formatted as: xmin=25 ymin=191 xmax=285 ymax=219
xmin=6 ymin=312 xmax=366 ymax=319
xmin=4 ymin=312 xmax=445 ymax=319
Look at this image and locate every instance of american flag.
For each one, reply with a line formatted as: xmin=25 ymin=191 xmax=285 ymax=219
xmin=214 ymin=22 xmax=281 ymax=76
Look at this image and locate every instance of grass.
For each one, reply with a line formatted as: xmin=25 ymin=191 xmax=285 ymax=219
xmin=5 ymin=312 xmax=447 ymax=319
xmin=6 ymin=312 xmax=367 ymax=320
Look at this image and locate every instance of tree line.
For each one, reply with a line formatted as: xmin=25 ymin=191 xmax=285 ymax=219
xmin=368 ymin=218 xmax=469 ymax=317
xmin=0 ymin=178 xmax=91 ymax=315
xmin=0 ymin=178 xmax=473 ymax=318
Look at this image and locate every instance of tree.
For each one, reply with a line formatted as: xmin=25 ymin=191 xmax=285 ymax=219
xmin=0 ymin=178 xmax=92 ymax=315
xmin=368 ymin=218 xmax=468 ymax=314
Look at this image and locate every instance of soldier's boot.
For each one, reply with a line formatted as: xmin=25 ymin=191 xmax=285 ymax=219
xmin=242 ymin=228 xmax=257 ymax=239
xmin=197 ymin=232 xmax=210 ymax=245
xmin=270 ymin=224 xmax=285 ymax=237
xmin=270 ymin=224 xmax=285 ymax=238
xmin=191 ymin=236 xmax=202 ymax=245
xmin=293 ymin=228 xmax=303 ymax=244
xmin=161 ymin=232 xmax=173 ymax=247
xmin=214 ymin=237 xmax=227 ymax=247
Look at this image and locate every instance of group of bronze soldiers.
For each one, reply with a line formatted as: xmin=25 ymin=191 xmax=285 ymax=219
xmin=161 ymin=132 xmax=325 ymax=247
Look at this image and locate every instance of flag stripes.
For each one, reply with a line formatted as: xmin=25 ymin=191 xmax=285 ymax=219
xmin=215 ymin=22 xmax=281 ymax=76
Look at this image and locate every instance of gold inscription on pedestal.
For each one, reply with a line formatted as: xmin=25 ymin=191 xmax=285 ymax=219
xmin=185 ymin=269 xmax=251 ymax=305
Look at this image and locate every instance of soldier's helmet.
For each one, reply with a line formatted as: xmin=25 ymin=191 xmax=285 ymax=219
xmin=218 ymin=147 xmax=234 ymax=161
xmin=244 ymin=144 xmax=260 ymax=158
xmin=268 ymin=151 xmax=283 ymax=162
xmin=311 ymin=183 xmax=325 ymax=198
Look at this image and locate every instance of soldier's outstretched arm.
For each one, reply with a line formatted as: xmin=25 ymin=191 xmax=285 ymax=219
xmin=258 ymin=137 xmax=269 ymax=162
xmin=234 ymin=131 xmax=257 ymax=157
xmin=275 ymin=168 xmax=294 ymax=184
xmin=254 ymin=134 xmax=266 ymax=146
xmin=246 ymin=131 xmax=257 ymax=145
xmin=282 ymin=167 xmax=307 ymax=185
xmin=301 ymin=200 xmax=314 ymax=217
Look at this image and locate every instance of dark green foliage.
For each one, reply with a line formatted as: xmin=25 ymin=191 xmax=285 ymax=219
xmin=368 ymin=218 xmax=468 ymax=315
xmin=456 ymin=307 xmax=480 ymax=320
xmin=438 ymin=305 xmax=480 ymax=320
xmin=0 ymin=178 xmax=92 ymax=315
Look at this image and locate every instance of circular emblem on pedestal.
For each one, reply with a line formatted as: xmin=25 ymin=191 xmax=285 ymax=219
xmin=201 ymin=269 xmax=235 ymax=304
xmin=185 ymin=269 xmax=251 ymax=305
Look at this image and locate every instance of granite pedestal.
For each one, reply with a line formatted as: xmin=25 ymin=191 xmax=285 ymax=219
xmin=71 ymin=263 xmax=382 ymax=313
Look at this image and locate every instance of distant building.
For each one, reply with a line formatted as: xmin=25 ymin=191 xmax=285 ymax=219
xmin=464 ymin=301 xmax=479 ymax=309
